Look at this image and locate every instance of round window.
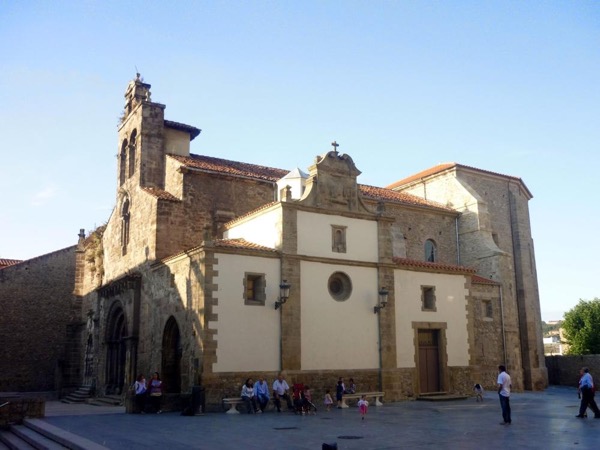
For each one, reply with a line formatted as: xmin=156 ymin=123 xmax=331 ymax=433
xmin=328 ymin=272 xmax=352 ymax=301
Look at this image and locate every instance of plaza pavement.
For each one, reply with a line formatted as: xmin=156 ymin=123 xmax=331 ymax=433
xmin=42 ymin=386 xmax=598 ymax=449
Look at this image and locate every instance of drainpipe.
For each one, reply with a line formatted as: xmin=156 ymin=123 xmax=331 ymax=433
xmin=500 ymin=285 xmax=507 ymax=366
xmin=455 ymin=216 xmax=460 ymax=265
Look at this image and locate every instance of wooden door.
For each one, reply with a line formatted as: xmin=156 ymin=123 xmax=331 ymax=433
xmin=418 ymin=329 xmax=440 ymax=393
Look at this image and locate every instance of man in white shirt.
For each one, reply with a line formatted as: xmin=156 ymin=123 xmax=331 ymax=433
xmin=497 ymin=365 xmax=512 ymax=425
xmin=576 ymin=367 xmax=600 ymax=418
xmin=272 ymin=373 xmax=293 ymax=412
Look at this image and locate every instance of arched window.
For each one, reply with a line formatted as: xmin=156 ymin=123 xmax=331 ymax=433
xmin=425 ymin=239 xmax=437 ymax=262
xmin=119 ymin=139 xmax=128 ymax=186
xmin=128 ymin=129 xmax=137 ymax=178
xmin=121 ymin=197 xmax=130 ymax=255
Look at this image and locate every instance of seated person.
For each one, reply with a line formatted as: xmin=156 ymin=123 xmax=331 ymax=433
xmin=272 ymin=373 xmax=293 ymax=412
xmin=241 ymin=378 xmax=259 ymax=414
xmin=345 ymin=378 xmax=356 ymax=394
xmin=253 ymin=376 xmax=270 ymax=412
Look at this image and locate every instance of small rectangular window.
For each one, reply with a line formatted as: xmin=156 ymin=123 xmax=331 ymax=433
xmin=244 ymin=273 xmax=266 ymax=306
xmin=331 ymin=225 xmax=347 ymax=253
xmin=421 ymin=286 xmax=436 ymax=311
xmin=483 ymin=300 xmax=493 ymax=319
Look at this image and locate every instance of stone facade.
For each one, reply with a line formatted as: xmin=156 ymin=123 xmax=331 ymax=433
xmin=0 ymin=247 xmax=77 ymax=392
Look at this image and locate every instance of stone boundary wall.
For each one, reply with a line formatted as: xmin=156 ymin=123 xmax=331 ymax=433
xmin=0 ymin=246 xmax=76 ymax=392
xmin=546 ymin=355 xmax=600 ymax=386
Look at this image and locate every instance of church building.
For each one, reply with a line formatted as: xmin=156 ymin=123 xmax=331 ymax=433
xmin=69 ymin=75 xmax=547 ymax=409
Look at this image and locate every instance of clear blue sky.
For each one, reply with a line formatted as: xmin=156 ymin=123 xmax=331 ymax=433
xmin=1 ymin=1 xmax=598 ymax=321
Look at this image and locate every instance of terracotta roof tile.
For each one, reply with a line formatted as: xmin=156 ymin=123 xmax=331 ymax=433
xmin=359 ymin=184 xmax=454 ymax=212
xmin=386 ymin=163 xmax=529 ymax=195
xmin=141 ymin=187 xmax=180 ymax=202
xmin=471 ymin=274 xmax=500 ymax=285
xmin=213 ymin=238 xmax=277 ymax=252
xmin=170 ymin=154 xmax=288 ymax=182
xmin=224 ymin=202 xmax=278 ymax=227
xmin=0 ymin=258 xmax=22 ymax=268
xmin=164 ymin=120 xmax=201 ymax=140
xmin=393 ymin=257 xmax=476 ymax=274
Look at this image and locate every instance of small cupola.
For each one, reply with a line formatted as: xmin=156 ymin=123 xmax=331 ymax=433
xmin=277 ymin=168 xmax=308 ymax=201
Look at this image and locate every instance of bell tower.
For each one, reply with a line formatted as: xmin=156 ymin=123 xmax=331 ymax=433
xmin=116 ymin=74 xmax=167 ymax=192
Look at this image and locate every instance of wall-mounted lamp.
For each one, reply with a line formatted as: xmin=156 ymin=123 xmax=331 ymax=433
xmin=373 ymin=287 xmax=389 ymax=314
xmin=274 ymin=280 xmax=291 ymax=310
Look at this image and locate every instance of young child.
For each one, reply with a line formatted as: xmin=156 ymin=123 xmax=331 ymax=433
xmin=324 ymin=389 xmax=334 ymax=411
xmin=473 ymin=383 xmax=484 ymax=402
xmin=357 ymin=395 xmax=369 ymax=420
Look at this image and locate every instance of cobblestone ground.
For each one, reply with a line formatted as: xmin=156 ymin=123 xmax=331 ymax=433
xmin=43 ymin=386 xmax=598 ymax=449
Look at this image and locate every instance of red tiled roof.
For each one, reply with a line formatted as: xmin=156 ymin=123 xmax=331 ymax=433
xmin=471 ymin=274 xmax=500 ymax=285
xmin=386 ymin=163 xmax=456 ymax=189
xmin=359 ymin=184 xmax=454 ymax=212
xmin=225 ymin=202 xmax=279 ymax=227
xmin=0 ymin=258 xmax=22 ymax=268
xmin=142 ymin=187 xmax=180 ymax=202
xmin=170 ymin=154 xmax=288 ymax=182
xmin=393 ymin=257 xmax=476 ymax=274
xmin=213 ymin=238 xmax=277 ymax=252
xmin=164 ymin=120 xmax=201 ymax=140
xmin=386 ymin=163 xmax=530 ymax=196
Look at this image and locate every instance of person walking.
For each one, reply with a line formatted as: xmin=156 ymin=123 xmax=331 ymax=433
xmin=357 ymin=395 xmax=369 ymax=420
xmin=576 ymin=367 xmax=600 ymax=419
xmin=497 ymin=365 xmax=511 ymax=425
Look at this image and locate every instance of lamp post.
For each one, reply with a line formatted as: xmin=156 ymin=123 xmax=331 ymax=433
xmin=274 ymin=280 xmax=291 ymax=310
xmin=373 ymin=287 xmax=389 ymax=314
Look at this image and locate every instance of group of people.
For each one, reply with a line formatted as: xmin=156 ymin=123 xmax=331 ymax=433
xmin=238 ymin=374 xmax=367 ymax=417
xmin=132 ymin=372 xmax=164 ymax=414
xmin=239 ymin=373 xmax=315 ymax=414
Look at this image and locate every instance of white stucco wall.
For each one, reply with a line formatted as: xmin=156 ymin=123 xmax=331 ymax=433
xmin=297 ymin=211 xmax=378 ymax=262
xmin=300 ymin=261 xmax=379 ymax=370
xmin=225 ymin=207 xmax=282 ymax=250
xmin=164 ymin=128 xmax=190 ymax=156
xmin=211 ymin=253 xmax=281 ymax=372
xmin=395 ymin=270 xmax=470 ymax=368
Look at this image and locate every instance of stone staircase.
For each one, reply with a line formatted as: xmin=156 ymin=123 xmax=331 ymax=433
xmin=60 ymin=386 xmax=92 ymax=404
xmin=0 ymin=418 xmax=108 ymax=449
xmin=416 ymin=391 xmax=469 ymax=401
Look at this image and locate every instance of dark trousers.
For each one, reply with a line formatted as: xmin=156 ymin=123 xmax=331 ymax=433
xmin=135 ymin=393 xmax=147 ymax=413
xmin=256 ymin=394 xmax=269 ymax=412
xmin=499 ymin=394 xmax=511 ymax=423
xmin=273 ymin=392 xmax=293 ymax=411
xmin=579 ymin=387 xmax=600 ymax=416
xmin=242 ymin=395 xmax=257 ymax=413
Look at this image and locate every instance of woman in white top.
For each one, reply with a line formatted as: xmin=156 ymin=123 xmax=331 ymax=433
xmin=241 ymin=378 xmax=259 ymax=414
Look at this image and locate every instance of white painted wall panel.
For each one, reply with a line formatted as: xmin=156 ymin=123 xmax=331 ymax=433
xmin=212 ymin=253 xmax=281 ymax=372
xmin=301 ymin=261 xmax=379 ymax=370
xmin=395 ymin=270 xmax=469 ymax=368
xmin=225 ymin=207 xmax=282 ymax=250
xmin=297 ymin=211 xmax=378 ymax=261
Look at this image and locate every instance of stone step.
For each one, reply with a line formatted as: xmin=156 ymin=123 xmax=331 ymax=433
xmin=10 ymin=424 xmax=67 ymax=449
xmin=86 ymin=397 xmax=122 ymax=407
xmin=24 ymin=419 xmax=109 ymax=450
xmin=416 ymin=393 xmax=469 ymax=401
xmin=0 ymin=429 xmax=37 ymax=450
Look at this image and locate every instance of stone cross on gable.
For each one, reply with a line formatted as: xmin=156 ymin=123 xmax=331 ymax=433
xmin=331 ymin=141 xmax=339 ymax=154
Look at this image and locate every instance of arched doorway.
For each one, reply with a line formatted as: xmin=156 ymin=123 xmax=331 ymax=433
xmin=162 ymin=317 xmax=182 ymax=393
xmin=106 ymin=304 xmax=127 ymax=395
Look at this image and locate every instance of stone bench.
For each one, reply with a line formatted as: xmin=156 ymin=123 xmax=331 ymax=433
xmin=222 ymin=397 xmax=245 ymax=414
xmin=340 ymin=392 xmax=384 ymax=408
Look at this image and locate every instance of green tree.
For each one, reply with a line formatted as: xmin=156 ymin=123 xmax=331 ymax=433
xmin=563 ymin=298 xmax=600 ymax=355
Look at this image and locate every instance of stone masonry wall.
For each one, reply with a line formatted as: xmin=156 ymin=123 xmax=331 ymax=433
xmin=546 ymin=355 xmax=600 ymax=387
xmin=0 ymin=247 xmax=76 ymax=392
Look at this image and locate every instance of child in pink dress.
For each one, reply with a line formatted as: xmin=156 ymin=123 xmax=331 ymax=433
xmin=357 ymin=395 xmax=369 ymax=420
